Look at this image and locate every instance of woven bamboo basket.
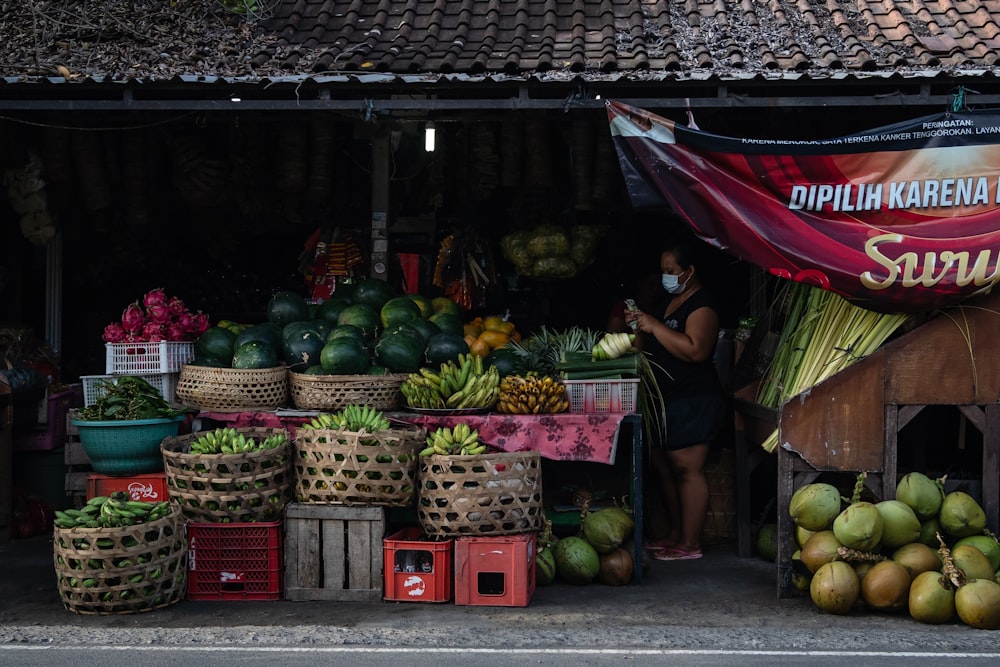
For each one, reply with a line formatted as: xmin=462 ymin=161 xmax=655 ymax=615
xmin=417 ymin=450 xmax=544 ymax=537
xmin=160 ymin=428 xmax=292 ymax=523
xmin=288 ymin=371 xmax=407 ymax=411
xmin=293 ymin=425 xmax=424 ymax=506
xmin=175 ymin=364 xmax=288 ymax=412
xmin=52 ymin=505 xmax=187 ymax=615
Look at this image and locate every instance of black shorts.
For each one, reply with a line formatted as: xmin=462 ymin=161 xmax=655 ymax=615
xmin=661 ymin=393 xmax=727 ymax=450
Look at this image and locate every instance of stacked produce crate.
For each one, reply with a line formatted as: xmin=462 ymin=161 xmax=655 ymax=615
xmin=285 ymin=407 xmax=424 ymax=601
xmin=160 ymin=426 xmax=293 ymax=600
xmin=82 ymin=340 xmax=195 ymax=407
xmin=416 ymin=422 xmax=543 ymax=607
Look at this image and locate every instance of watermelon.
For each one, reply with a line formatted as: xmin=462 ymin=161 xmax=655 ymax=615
xmin=311 ymin=319 xmax=333 ymax=340
xmin=283 ymin=329 xmax=325 ymax=370
xmin=402 ymin=318 xmax=439 ymax=344
xmin=485 ymin=348 xmax=522 ymax=378
xmin=282 ymin=320 xmax=321 ymax=343
xmin=376 ymin=326 xmax=426 ymax=373
xmin=304 ymin=365 xmax=326 ymax=375
xmin=267 ymin=291 xmax=310 ymax=328
xmin=380 ymin=296 xmax=422 ymax=329
xmin=189 ymin=355 xmax=229 ymax=368
xmin=406 ymin=294 xmax=433 ymax=318
xmin=234 ymin=322 xmax=282 ymax=351
xmin=316 ymin=298 xmax=351 ymax=324
xmin=431 ymin=296 xmax=461 ymax=316
xmin=197 ymin=326 xmax=237 ymax=361
xmin=232 ymin=341 xmax=278 ymax=370
xmin=428 ymin=312 xmax=464 ymax=337
xmin=367 ymin=365 xmax=391 ymax=376
xmin=352 ymin=278 xmax=396 ymax=310
xmin=327 ymin=324 xmax=367 ymax=346
xmin=336 ymin=303 xmax=381 ymax=340
xmin=425 ymin=333 xmax=470 ymax=367
xmin=320 ymin=338 xmax=371 ymax=375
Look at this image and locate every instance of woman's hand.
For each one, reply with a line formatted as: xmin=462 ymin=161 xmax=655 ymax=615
xmin=626 ymin=309 xmax=657 ymax=334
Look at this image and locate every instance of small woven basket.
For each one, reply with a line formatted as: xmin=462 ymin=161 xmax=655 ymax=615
xmin=293 ymin=426 xmax=424 ymax=506
xmin=52 ymin=505 xmax=187 ymax=615
xmin=160 ymin=428 xmax=293 ymax=523
xmin=175 ymin=365 xmax=288 ymax=412
xmin=417 ymin=450 xmax=544 ymax=537
xmin=288 ymin=372 xmax=407 ymax=411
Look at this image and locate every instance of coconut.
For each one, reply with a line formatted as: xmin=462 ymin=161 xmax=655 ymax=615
xmin=535 ymin=547 xmax=557 ymax=586
xmin=810 ymin=560 xmax=860 ymax=615
xmin=554 ymin=536 xmax=600 ymax=584
xmin=896 ymin=472 xmax=945 ymax=520
xmin=800 ymin=530 xmax=844 ymax=574
xmin=939 ymin=491 xmax=987 ymax=539
xmin=861 ymin=560 xmax=911 ymax=612
xmin=582 ymin=507 xmax=635 ymax=554
xmin=952 ymin=544 xmax=995 ymax=582
xmin=597 ymin=547 xmax=634 ymax=585
xmin=875 ymin=500 xmax=921 ymax=549
xmin=833 ymin=502 xmax=883 ymax=553
xmin=908 ymin=570 xmax=956 ymax=624
xmin=955 ymin=579 xmax=1000 ymax=630
xmin=892 ymin=542 xmax=942 ymax=581
xmin=795 ymin=525 xmax=815 ymax=549
xmin=756 ymin=524 xmax=778 ymax=562
xmin=917 ymin=517 xmax=942 ymax=547
xmin=852 ymin=560 xmax=876 ymax=583
xmin=954 ymin=535 xmax=1000 ymax=572
xmin=789 ymin=483 xmax=843 ymax=531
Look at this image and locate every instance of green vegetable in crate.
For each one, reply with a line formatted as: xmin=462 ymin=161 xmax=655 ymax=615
xmin=77 ymin=375 xmax=185 ymax=421
xmin=54 ymin=493 xmax=172 ymax=529
xmin=419 ymin=423 xmax=485 ymax=456
xmin=300 ymin=404 xmax=390 ymax=433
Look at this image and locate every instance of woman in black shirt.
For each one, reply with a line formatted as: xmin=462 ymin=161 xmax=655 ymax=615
xmin=626 ymin=242 xmax=727 ymax=561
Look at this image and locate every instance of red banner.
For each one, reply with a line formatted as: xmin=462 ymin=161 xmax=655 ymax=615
xmin=607 ymin=100 xmax=1000 ymax=312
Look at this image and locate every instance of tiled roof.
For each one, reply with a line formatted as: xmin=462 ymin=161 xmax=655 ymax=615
xmin=3 ymin=0 xmax=1000 ymax=92
xmin=256 ymin=0 xmax=1000 ymax=76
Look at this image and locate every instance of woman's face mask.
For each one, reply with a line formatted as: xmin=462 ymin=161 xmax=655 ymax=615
xmin=661 ymin=270 xmax=688 ymax=294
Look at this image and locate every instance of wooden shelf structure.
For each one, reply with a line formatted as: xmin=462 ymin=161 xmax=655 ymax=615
xmin=737 ymin=290 xmax=1000 ymax=596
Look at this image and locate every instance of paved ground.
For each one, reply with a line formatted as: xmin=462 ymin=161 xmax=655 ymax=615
xmin=2 ymin=533 xmax=999 ymax=653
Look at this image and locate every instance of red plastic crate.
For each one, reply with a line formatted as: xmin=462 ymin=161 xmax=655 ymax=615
xmin=87 ymin=473 xmax=168 ymax=502
xmin=454 ymin=532 xmax=536 ymax=607
xmin=187 ymin=521 xmax=283 ymax=601
xmin=383 ymin=527 xmax=453 ymax=603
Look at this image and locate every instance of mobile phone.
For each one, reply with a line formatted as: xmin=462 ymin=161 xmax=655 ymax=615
xmin=624 ymin=299 xmax=638 ymax=330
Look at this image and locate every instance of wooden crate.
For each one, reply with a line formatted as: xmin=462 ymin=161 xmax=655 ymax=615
xmin=283 ymin=503 xmax=386 ymax=601
xmin=64 ymin=409 xmax=91 ymax=508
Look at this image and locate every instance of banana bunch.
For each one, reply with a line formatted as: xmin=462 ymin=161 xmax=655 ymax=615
xmin=497 ymin=374 xmax=569 ymax=414
xmin=300 ymin=405 xmax=391 ymax=433
xmin=592 ymin=332 xmax=637 ymax=360
xmin=54 ymin=492 xmax=172 ymax=530
xmin=419 ymin=422 xmax=487 ymax=456
xmin=188 ymin=427 xmax=289 ymax=454
xmin=401 ymin=353 xmax=500 ymax=410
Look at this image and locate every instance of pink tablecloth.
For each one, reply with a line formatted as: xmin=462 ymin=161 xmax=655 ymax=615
xmin=195 ymin=410 xmax=629 ymax=465
xmin=391 ymin=412 xmax=627 ymax=464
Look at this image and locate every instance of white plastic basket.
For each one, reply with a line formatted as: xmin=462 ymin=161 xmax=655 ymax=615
xmin=105 ymin=341 xmax=196 ymax=375
xmin=563 ymin=378 xmax=639 ymax=414
xmin=81 ymin=373 xmax=180 ymax=407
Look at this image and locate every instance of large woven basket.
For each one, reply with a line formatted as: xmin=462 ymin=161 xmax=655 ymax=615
xmin=160 ymin=428 xmax=292 ymax=523
xmin=288 ymin=371 xmax=407 ymax=411
xmin=417 ymin=450 xmax=544 ymax=537
xmin=293 ymin=425 xmax=424 ymax=506
xmin=175 ymin=364 xmax=288 ymax=412
xmin=53 ymin=505 xmax=187 ymax=615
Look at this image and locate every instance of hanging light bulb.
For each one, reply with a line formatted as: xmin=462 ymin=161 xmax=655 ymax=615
xmin=424 ymin=121 xmax=436 ymax=152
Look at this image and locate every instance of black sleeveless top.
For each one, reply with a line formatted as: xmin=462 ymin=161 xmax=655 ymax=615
xmin=647 ymin=289 xmax=723 ymax=399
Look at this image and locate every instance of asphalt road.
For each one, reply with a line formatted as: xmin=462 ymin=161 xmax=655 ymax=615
xmin=2 ymin=534 xmax=999 ymax=663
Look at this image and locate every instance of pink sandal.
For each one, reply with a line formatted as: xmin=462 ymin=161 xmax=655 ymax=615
xmin=652 ymin=547 xmax=702 ymax=561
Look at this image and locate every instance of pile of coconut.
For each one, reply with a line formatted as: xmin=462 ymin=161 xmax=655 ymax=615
xmin=784 ymin=472 xmax=999 ymax=629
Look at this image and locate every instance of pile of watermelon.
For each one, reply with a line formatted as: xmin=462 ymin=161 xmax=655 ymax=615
xmin=191 ymin=280 xmax=478 ymax=375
